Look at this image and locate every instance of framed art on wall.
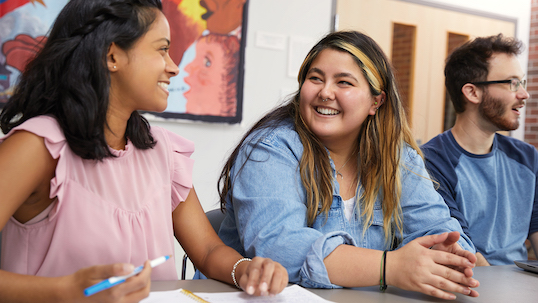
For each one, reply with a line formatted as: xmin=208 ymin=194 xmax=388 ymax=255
xmin=154 ymin=0 xmax=248 ymax=124
xmin=0 ymin=0 xmax=248 ymax=125
xmin=0 ymin=0 xmax=69 ymax=106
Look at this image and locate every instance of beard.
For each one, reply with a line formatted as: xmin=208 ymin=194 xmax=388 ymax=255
xmin=478 ymin=89 xmax=520 ymax=131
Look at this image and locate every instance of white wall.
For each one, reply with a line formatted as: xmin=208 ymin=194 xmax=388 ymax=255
xmin=150 ymin=0 xmax=333 ymax=277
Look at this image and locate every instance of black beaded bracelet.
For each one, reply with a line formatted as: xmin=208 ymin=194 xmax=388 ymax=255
xmin=379 ymin=250 xmax=388 ymax=292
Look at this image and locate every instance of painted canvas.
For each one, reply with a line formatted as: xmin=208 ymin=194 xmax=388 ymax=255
xmin=0 ymin=0 xmax=247 ymax=124
xmin=155 ymin=0 xmax=247 ymax=123
xmin=0 ymin=0 xmax=69 ymax=106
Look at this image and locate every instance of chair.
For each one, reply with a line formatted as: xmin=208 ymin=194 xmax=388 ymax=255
xmin=181 ymin=208 xmax=225 ymax=279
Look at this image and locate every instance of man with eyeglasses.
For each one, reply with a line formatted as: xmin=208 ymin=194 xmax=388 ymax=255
xmin=422 ymin=34 xmax=538 ymax=266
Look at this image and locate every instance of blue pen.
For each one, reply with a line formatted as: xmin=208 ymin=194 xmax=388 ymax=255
xmin=84 ymin=255 xmax=171 ymax=296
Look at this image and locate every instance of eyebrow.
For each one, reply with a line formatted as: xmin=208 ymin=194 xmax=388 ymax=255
xmin=308 ymin=67 xmax=358 ymax=82
xmin=154 ymin=38 xmax=170 ymax=46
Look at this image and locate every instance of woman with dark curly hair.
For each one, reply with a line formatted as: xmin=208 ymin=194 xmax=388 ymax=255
xmin=0 ymin=1 xmax=287 ymax=302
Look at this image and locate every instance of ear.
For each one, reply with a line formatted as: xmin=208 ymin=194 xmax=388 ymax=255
xmin=106 ymin=43 xmax=124 ymax=72
xmin=369 ymin=91 xmax=386 ymax=115
xmin=461 ymin=83 xmax=482 ymax=105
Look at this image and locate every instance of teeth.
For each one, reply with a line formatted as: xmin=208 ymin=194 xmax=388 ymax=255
xmin=158 ymin=82 xmax=169 ymax=90
xmin=316 ymin=107 xmax=340 ymax=115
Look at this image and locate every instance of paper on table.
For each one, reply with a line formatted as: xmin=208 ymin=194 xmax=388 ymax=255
xmin=141 ymin=288 xmax=208 ymax=303
xmin=141 ymin=284 xmax=335 ymax=303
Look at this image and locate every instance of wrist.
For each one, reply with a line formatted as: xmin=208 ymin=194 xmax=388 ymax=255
xmin=231 ymin=258 xmax=251 ymax=289
xmin=379 ymin=250 xmax=388 ymax=292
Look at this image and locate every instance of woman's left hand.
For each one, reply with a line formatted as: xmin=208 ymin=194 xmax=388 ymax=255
xmin=238 ymin=257 xmax=288 ymax=296
xmin=431 ymin=231 xmax=477 ymax=278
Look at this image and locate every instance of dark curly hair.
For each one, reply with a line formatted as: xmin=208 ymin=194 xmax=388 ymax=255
xmin=0 ymin=0 xmax=163 ymax=159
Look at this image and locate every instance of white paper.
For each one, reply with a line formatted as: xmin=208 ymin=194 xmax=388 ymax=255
xmin=141 ymin=285 xmax=335 ymax=303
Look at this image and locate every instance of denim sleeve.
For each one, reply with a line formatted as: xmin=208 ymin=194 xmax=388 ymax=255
xmin=398 ymin=147 xmax=475 ymax=253
xmin=229 ymin=132 xmax=352 ymax=288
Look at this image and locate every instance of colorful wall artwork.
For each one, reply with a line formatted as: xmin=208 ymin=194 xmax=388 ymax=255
xmin=0 ymin=0 xmax=247 ymax=124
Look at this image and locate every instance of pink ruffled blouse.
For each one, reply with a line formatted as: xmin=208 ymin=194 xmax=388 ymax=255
xmin=0 ymin=116 xmax=194 ymax=280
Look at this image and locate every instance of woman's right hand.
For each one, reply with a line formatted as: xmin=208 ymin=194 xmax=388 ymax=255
xmin=386 ymin=232 xmax=480 ymax=300
xmin=61 ymin=261 xmax=152 ymax=303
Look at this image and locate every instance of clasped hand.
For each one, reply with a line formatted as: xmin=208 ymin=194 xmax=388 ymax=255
xmin=386 ymin=231 xmax=480 ymax=300
xmin=237 ymin=256 xmax=289 ymax=296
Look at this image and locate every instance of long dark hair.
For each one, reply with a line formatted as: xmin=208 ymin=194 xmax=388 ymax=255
xmin=0 ymin=0 xmax=163 ymax=160
xmin=219 ymin=31 xmax=420 ymax=241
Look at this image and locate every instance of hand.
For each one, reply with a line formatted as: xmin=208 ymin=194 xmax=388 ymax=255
xmin=238 ymin=257 xmax=288 ymax=296
xmin=61 ymin=261 xmax=152 ymax=303
xmin=431 ymin=231 xmax=477 ymax=278
xmin=387 ymin=232 xmax=480 ymax=300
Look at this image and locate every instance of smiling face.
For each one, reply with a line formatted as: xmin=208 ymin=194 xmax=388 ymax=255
xmin=478 ymin=53 xmax=529 ymax=131
xmin=184 ymin=37 xmax=227 ymax=115
xmin=109 ymin=11 xmax=179 ymax=114
xmin=299 ymin=48 xmax=379 ymax=146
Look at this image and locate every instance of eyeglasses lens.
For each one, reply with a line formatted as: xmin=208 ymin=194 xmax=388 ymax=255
xmin=511 ymin=79 xmax=527 ymax=91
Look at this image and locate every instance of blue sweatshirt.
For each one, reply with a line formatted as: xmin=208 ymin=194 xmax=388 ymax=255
xmin=422 ymin=130 xmax=538 ymax=265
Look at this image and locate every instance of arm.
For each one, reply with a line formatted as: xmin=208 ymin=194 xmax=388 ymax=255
xmin=324 ymin=149 xmax=480 ymax=299
xmin=529 ymin=232 xmax=538 ymax=260
xmin=475 ymin=252 xmax=490 ymax=266
xmin=172 ymin=188 xmax=288 ymax=296
xmin=0 ymin=131 xmax=151 ymax=303
xmin=230 ymin=135 xmax=477 ymax=299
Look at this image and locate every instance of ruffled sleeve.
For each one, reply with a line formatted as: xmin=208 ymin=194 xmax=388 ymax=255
xmin=0 ymin=116 xmax=68 ymax=220
xmin=158 ymin=128 xmax=195 ymax=210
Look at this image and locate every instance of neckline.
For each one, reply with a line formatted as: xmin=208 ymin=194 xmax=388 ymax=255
xmin=108 ymin=139 xmax=133 ymax=157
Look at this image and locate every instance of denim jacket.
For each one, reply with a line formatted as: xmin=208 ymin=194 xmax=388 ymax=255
xmin=218 ymin=121 xmax=475 ymax=288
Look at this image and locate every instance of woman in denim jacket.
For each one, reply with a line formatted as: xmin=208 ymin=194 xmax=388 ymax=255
xmin=217 ymin=31 xmax=480 ymax=300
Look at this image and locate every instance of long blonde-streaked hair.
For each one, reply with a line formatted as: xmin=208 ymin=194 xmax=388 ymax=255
xmin=219 ymin=31 xmax=422 ymax=243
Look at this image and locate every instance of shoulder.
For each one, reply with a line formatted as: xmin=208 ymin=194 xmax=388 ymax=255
xmin=1 ymin=116 xmax=64 ymax=143
xmin=240 ymin=119 xmax=303 ymax=162
xmin=150 ymin=125 xmax=195 ymax=155
xmin=421 ymin=131 xmax=452 ymax=155
xmin=246 ymin=120 xmax=302 ymax=150
xmin=421 ymin=130 xmax=462 ymax=167
xmin=495 ymin=133 xmax=538 ymax=170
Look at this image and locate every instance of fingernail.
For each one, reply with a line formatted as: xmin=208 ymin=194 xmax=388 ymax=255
xmin=122 ymin=264 xmax=134 ymax=273
xmin=462 ymin=288 xmax=471 ymax=295
xmin=261 ymin=290 xmax=269 ymax=296
xmin=260 ymin=282 xmax=268 ymax=292
xmin=247 ymin=286 xmax=255 ymax=295
xmin=448 ymin=294 xmax=456 ymax=300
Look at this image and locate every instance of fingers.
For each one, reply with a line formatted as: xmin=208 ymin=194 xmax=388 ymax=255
xmin=395 ymin=237 xmax=480 ymax=300
xmin=85 ymin=261 xmax=151 ymax=303
xmin=239 ymin=257 xmax=288 ymax=296
xmin=443 ymin=231 xmax=461 ymax=246
xmin=110 ymin=261 xmax=152 ymax=303
xmin=430 ymin=262 xmax=479 ymax=289
xmin=415 ymin=232 xmax=451 ymax=249
xmin=87 ymin=263 xmax=135 ymax=280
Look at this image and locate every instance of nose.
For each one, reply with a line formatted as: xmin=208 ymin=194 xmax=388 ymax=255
xmin=318 ymin=82 xmax=335 ymax=101
xmin=166 ymin=55 xmax=179 ymax=77
xmin=517 ymin=85 xmax=530 ymax=100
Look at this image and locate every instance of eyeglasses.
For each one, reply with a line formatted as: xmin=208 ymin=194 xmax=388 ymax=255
xmin=471 ymin=78 xmax=527 ymax=92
